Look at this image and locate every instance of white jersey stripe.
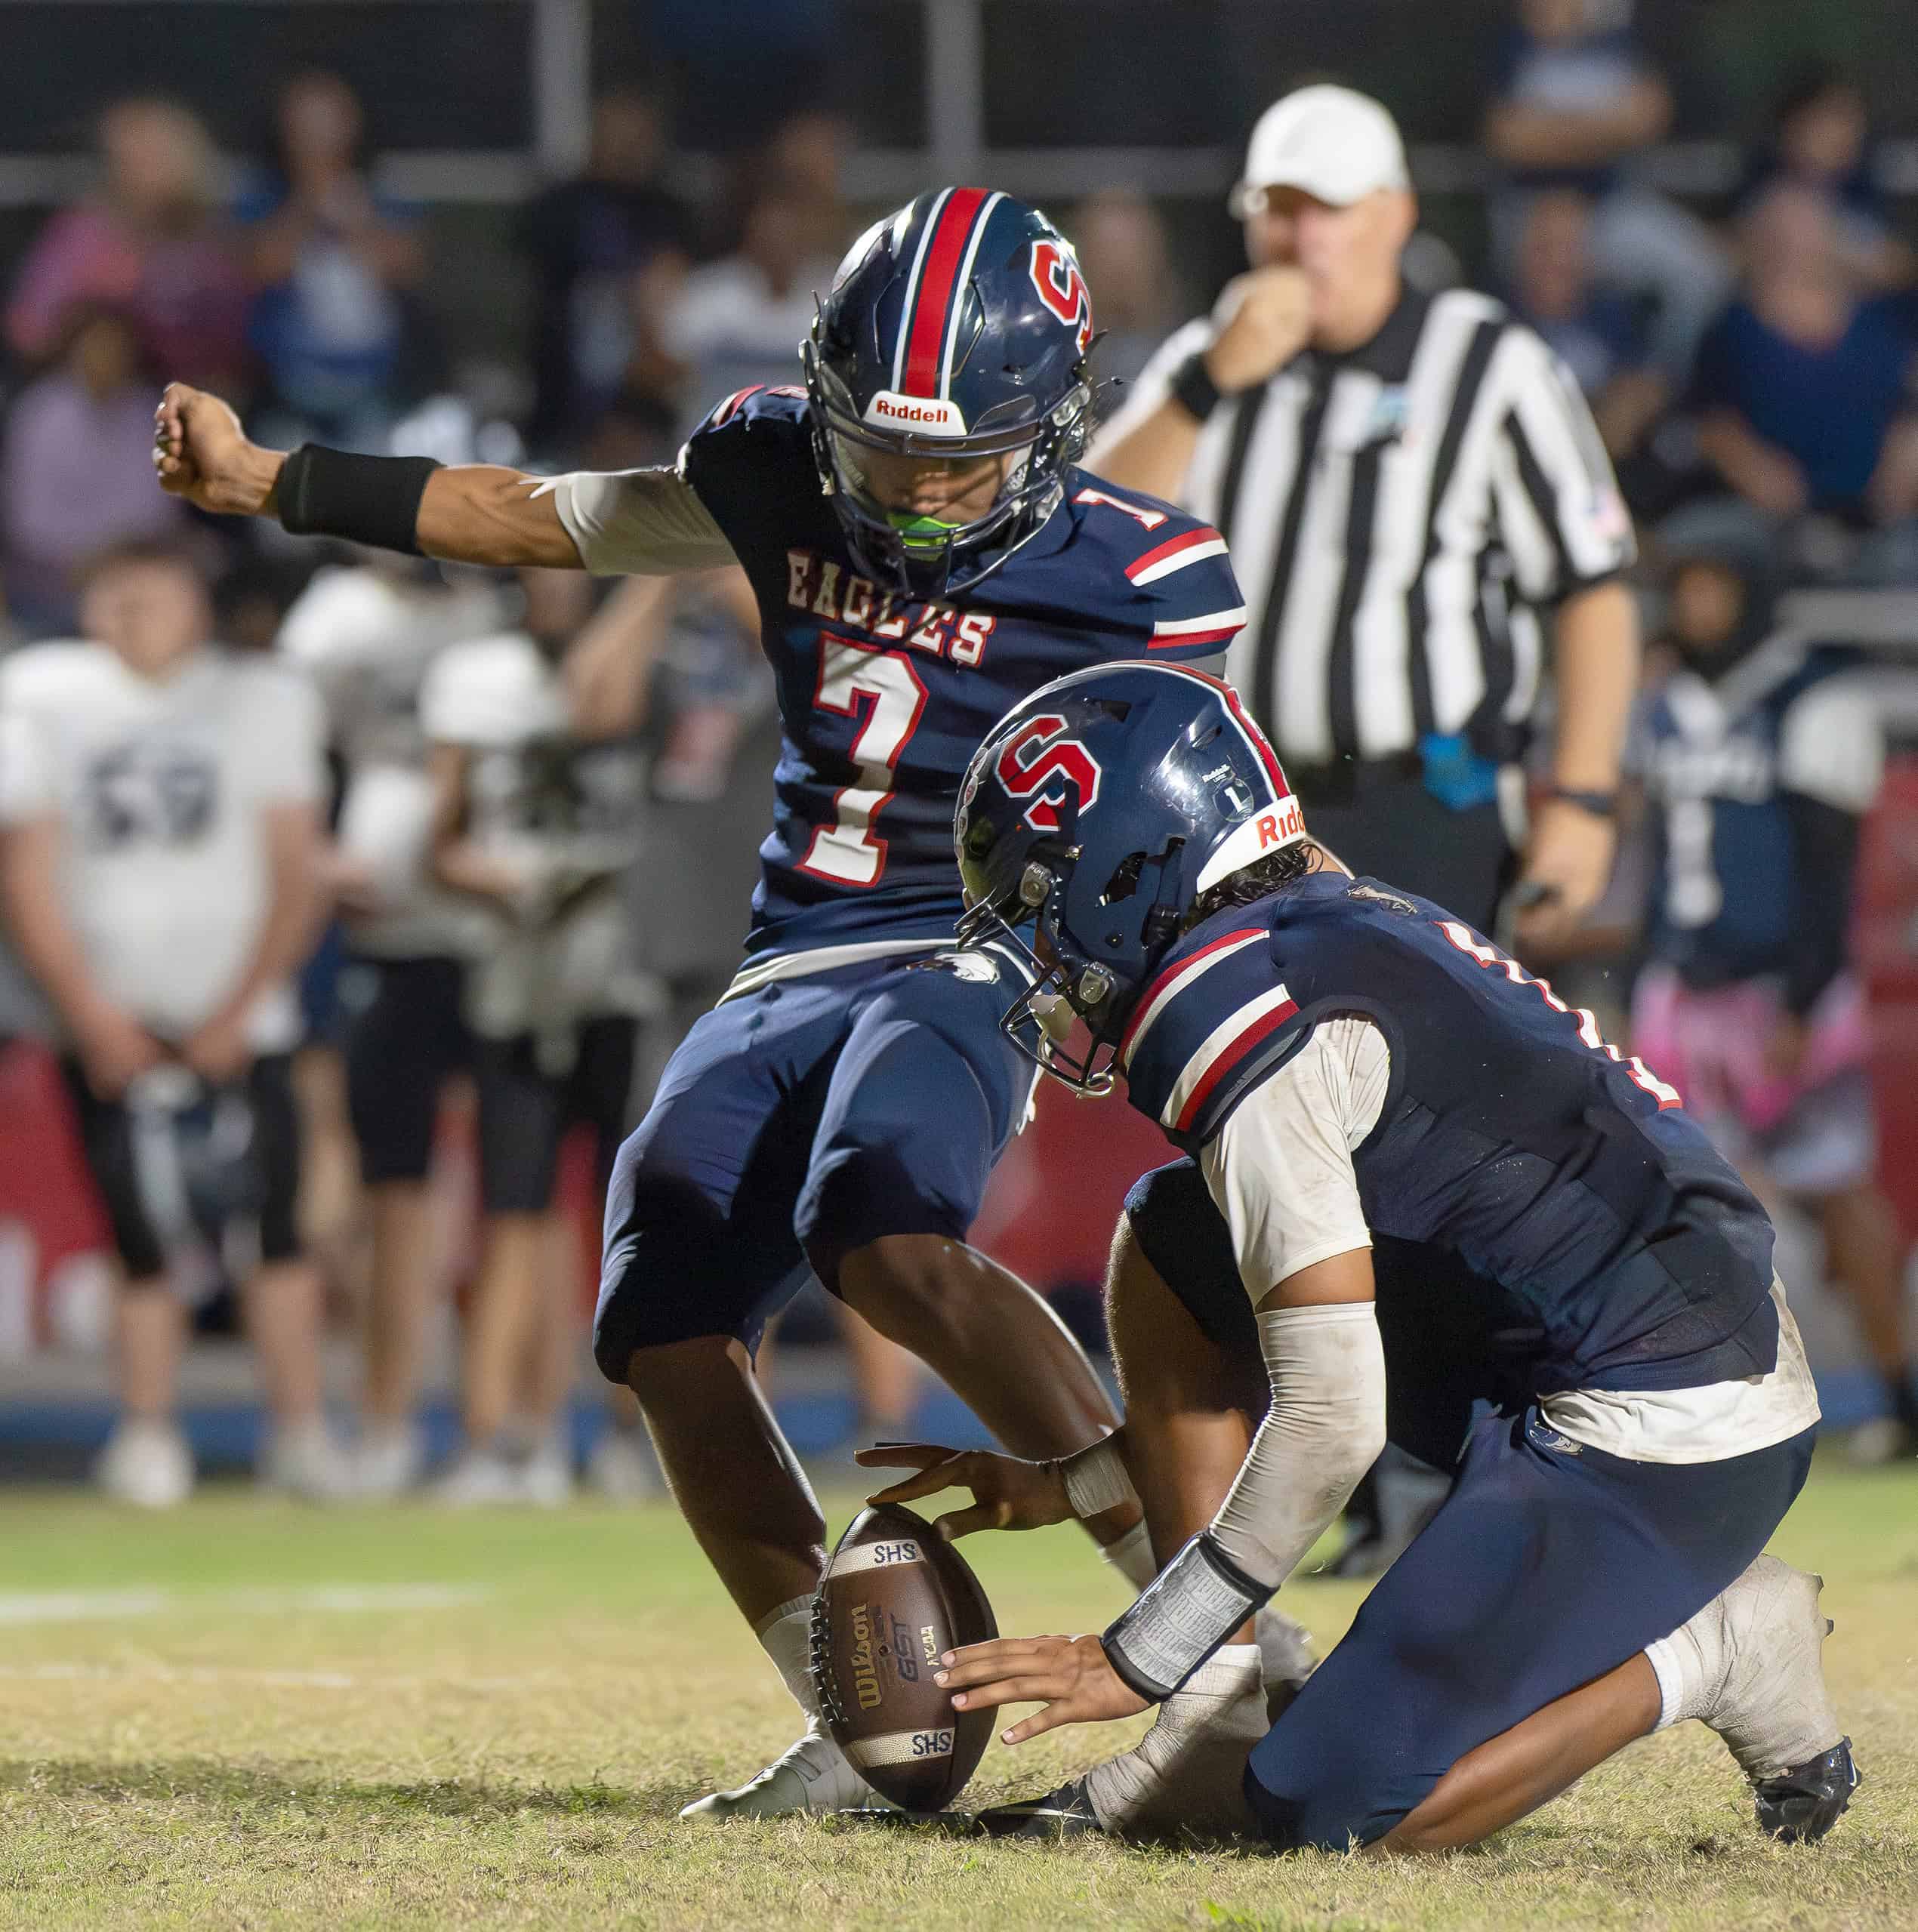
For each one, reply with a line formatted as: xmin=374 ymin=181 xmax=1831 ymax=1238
xmin=890 ymin=187 xmax=953 ymax=393
xmin=1152 ymin=605 xmax=1248 ymax=639
xmin=939 ymin=191 xmax=1004 ymax=401
xmin=1130 ymin=536 xmax=1230 ymax=585
xmin=1161 ymin=983 xmax=1302 ymax=1132
xmin=1121 ymin=932 xmax=1264 ymax=1073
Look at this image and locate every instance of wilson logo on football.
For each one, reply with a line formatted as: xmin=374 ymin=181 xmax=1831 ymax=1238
xmin=1028 ymin=241 xmax=1094 ymax=354
xmin=996 ymin=714 xmax=1102 ymax=832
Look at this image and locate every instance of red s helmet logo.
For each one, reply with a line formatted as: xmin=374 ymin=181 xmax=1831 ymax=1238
xmin=996 ymin=713 xmax=1102 ymax=832
xmin=1028 ymin=242 xmax=1095 ymax=356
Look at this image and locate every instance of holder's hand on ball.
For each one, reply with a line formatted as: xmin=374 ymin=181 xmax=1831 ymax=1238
xmin=857 ymin=1441 xmax=1073 ymax=1540
xmin=936 ymin=1633 xmax=1148 ymax=1744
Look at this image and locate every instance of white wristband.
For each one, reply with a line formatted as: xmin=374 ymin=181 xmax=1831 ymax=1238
xmin=1057 ymin=1435 xmax=1138 ymax=1519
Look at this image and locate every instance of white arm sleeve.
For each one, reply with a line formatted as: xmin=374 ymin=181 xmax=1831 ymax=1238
xmin=1198 ymin=1015 xmax=1386 ymax=1300
xmin=1208 ymin=1301 xmax=1389 ymax=1589
xmin=533 ymin=466 xmax=738 ymax=577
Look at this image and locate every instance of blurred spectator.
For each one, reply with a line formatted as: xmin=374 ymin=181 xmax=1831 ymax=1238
xmin=1691 ymin=183 xmax=1918 ymax=529
xmin=661 ymin=188 xmax=837 ymax=432
xmin=1738 ymin=66 xmax=1912 ymax=295
xmin=238 ymin=72 xmax=427 ymax=445
xmin=1628 ymin=532 xmax=1918 ymax=1462
xmin=519 ymin=86 xmax=692 ymax=457
xmin=420 ymin=569 xmax=651 ymax=1504
xmin=1504 ymin=186 xmax=1667 ymax=461
xmin=277 ymin=554 xmax=504 ymax=1496
xmin=2 ymin=304 xmax=188 ymax=636
xmin=1068 ymin=188 xmax=1189 ymax=393
xmin=5 ymin=97 xmax=252 ymax=393
xmin=0 ymin=541 xmax=345 ymax=1505
xmin=760 ymin=110 xmax=853 ymax=261
xmin=1483 ymin=0 xmax=1731 ymax=381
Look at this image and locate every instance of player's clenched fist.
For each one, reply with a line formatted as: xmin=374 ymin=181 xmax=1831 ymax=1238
xmin=152 ymin=383 xmax=286 ymax=518
xmin=1204 ymin=265 xmax=1314 ymax=393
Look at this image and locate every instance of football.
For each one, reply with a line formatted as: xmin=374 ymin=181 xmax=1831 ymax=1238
xmin=809 ymin=1502 xmax=999 ymax=1813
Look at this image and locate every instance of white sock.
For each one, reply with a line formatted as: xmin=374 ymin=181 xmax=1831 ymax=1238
xmin=1099 ymin=1519 xmax=1158 ymax=1591
xmin=754 ymin=1593 xmax=823 ymax=1727
xmin=1644 ymin=1598 xmax=1727 ymax=1731
xmin=1084 ymin=1642 xmax=1265 ymax=1837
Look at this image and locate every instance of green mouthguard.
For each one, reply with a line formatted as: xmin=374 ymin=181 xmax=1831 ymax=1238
xmin=887 ymin=510 xmax=961 ymax=550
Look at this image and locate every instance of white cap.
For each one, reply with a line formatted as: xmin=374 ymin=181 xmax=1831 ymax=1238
xmin=1231 ymin=85 xmax=1411 ymax=217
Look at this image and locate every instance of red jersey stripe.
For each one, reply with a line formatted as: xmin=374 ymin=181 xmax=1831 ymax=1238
xmin=1172 ymin=995 xmax=1300 ymax=1134
xmin=901 ymin=187 xmax=990 ymax=398
xmin=1124 ymin=527 xmax=1226 ymax=583
xmin=1118 ymin=926 xmax=1265 ymax=1065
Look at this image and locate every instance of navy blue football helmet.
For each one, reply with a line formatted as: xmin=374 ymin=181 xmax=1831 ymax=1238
xmin=954 ymin=663 xmax=1309 ymax=1093
xmin=803 ymin=187 xmax=1096 ymax=596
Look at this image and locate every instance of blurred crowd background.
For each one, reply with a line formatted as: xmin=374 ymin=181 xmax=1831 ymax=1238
xmin=4 ymin=0 xmax=1918 ymax=1505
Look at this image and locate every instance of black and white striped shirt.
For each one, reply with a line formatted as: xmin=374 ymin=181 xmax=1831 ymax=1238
xmin=1094 ymin=288 xmax=1636 ymax=769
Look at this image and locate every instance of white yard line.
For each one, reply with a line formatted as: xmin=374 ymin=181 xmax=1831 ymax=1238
xmin=0 ymin=1583 xmax=487 ymax=1626
xmin=0 ymin=1660 xmax=540 ymax=1693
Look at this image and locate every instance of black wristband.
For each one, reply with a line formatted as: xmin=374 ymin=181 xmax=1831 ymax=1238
xmin=1546 ymin=787 xmax=1619 ymax=820
xmin=1169 ymin=352 xmax=1225 ymax=424
xmin=1102 ymin=1530 xmax=1272 ymax=1702
xmin=277 ymin=445 xmax=442 ymax=555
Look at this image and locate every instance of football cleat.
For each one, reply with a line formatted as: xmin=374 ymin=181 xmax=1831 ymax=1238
xmin=1754 ymin=1739 xmax=1862 ymax=1844
xmin=679 ymin=1726 xmax=899 ymax=1823
xmin=975 ymin=1776 xmax=1102 ymax=1839
xmin=1694 ymin=1556 xmax=1857 ymax=1839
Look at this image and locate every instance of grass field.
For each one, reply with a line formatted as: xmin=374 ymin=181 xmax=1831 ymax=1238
xmin=0 ymin=1459 xmax=1912 ymax=1931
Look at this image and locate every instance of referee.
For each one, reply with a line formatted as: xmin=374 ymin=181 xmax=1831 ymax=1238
xmin=1092 ymin=84 xmax=1641 ymax=956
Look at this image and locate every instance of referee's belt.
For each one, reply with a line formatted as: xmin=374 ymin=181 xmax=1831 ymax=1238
xmin=1284 ymin=753 xmax=1425 ymax=808
xmin=1287 ymin=737 xmax=1503 ymax=814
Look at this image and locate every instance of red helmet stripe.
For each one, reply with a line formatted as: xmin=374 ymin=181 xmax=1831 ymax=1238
xmin=901 ymin=186 xmax=991 ymax=398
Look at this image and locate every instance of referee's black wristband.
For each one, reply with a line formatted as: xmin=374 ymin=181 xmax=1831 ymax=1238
xmin=1546 ymin=787 xmax=1620 ymax=820
xmin=1169 ymin=352 xmax=1226 ymax=424
xmin=277 ymin=444 xmax=442 ymax=556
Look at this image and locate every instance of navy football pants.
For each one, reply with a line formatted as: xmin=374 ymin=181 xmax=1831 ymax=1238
xmin=594 ymin=953 xmax=1033 ymax=1378
xmin=1124 ymin=1156 xmax=1815 ymax=1851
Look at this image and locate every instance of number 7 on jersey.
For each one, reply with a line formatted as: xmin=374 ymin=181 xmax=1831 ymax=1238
xmin=797 ymin=635 xmax=930 ymax=886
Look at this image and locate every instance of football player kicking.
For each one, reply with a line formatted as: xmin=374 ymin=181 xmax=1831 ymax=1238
xmin=153 ymin=190 xmax=1318 ymax=1817
xmin=865 ymin=660 xmax=1859 ymax=1852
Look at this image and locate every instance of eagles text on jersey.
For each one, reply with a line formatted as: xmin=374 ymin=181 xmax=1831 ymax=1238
xmin=678 ymin=385 xmax=1245 ymax=957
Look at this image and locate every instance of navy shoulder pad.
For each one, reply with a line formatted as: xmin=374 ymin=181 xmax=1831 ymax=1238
xmin=1062 ymin=470 xmax=1246 ymax=658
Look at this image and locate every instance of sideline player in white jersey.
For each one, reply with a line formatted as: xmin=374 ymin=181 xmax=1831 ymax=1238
xmin=0 ymin=541 xmax=345 ymax=1505
xmin=420 ymin=565 xmax=651 ymax=1503
xmin=277 ymin=553 xmax=504 ymax=1494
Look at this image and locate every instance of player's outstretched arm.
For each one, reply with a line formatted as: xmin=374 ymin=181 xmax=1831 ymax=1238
xmin=153 ymin=384 xmax=584 ymax=568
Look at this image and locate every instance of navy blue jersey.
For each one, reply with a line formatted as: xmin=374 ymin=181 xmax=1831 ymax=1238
xmin=1638 ymin=642 xmax=1882 ymax=988
xmin=678 ymin=385 xmax=1244 ymax=957
xmin=1122 ymin=872 xmax=1779 ymax=1396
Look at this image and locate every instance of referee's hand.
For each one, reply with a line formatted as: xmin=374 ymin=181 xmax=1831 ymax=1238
xmin=1206 ymin=267 xmax=1315 ymax=393
xmin=1512 ymin=797 xmax=1616 ymax=954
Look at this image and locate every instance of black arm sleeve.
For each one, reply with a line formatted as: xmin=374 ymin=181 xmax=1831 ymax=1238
xmin=1783 ymin=792 xmax=1861 ymax=1017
